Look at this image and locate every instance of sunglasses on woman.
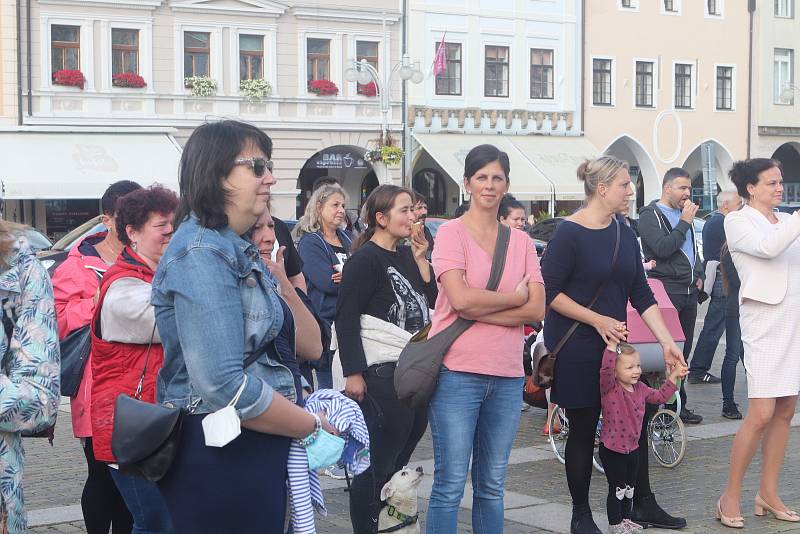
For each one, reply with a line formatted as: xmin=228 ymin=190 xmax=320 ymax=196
xmin=233 ymin=157 xmax=273 ymax=178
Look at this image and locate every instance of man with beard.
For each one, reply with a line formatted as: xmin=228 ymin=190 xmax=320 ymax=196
xmin=638 ymin=167 xmax=704 ymax=426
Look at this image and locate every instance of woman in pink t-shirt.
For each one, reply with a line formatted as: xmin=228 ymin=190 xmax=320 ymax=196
xmin=426 ymin=144 xmax=545 ymax=533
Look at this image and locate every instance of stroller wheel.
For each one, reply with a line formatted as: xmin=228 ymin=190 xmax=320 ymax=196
xmin=548 ymin=407 xmax=569 ymax=465
xmin=548 ymin=407 xmax=604 ymax=474
xmin=649 ymin=408 xmax=687 ymax=468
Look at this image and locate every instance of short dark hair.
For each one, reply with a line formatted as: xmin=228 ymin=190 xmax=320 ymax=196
xmin=312 ymin=176 xmax=339 ymax=191
xmin=464 ymin=144 xmax=510 ymax=182
xmin=662 ymin=167 xmax=690 ymax=187
xmin=412 ymin=190 xmax=427 ymax=205
xmin=115 ymin=185 xmax=179 ymax=246
xmin=454 ymin=201 xmax=470 ymax=218
xmin=499 ymin=193 xmax=525 ymax=220
xmin=101 ymin=180 xmax=142 ymax=215
xmin=729 ymin=158 xmax=782 ymax=200
xmin=175 ymin=120 xmax=273 ymax=229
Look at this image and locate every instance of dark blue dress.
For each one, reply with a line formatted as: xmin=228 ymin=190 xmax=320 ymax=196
xmin=542 ymin=220 xmax=656 ymax=409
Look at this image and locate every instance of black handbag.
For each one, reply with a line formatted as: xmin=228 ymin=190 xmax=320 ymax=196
xmin=394 ymin=224 xmax=511 ymax=409
xmin=111 ymin=326 xmax=182 ymax=482
xmin=111 ymin=328 xmax=272 ymax=482
xmin=532 ymin=218 xmax=621 ymax=389
xmin=59 ymin=325 xmax=92 ymax=397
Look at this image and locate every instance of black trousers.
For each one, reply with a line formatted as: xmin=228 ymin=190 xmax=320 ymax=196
xmin=81 ymin=437 xmax=133 ymax=534
xmin=599 ymin=444 xmax=639 ymax=526
xmin=349 ymin=364 xmax=428 ymax=534
xmin=564 ymin=405 xmax=656 ymax=509
xmin=666 ymin=291 xmax=698 ymax=409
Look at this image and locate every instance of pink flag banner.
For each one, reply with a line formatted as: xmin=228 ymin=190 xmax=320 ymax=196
xmin=432 ymin=35 xmax=447 ymax=77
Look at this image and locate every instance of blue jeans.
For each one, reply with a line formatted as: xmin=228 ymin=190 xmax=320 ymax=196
xmin=721 ymin=311 xmax=744 ymax=404
xmin=315 ymin=370 xmax=333 ymax=390
xmin=690 ymin=274 xmax=726 ymax=378
xmin=426 ymin=368 xmax=524 ymax=534
xmin=109 ymin=468 xmax=174 ymax=534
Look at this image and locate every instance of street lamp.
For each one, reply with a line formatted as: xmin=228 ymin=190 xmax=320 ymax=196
xmin=781 ymin=83 xmax=799 ymax=104
xmin=345 ymin=53 xmax=423 ymax=145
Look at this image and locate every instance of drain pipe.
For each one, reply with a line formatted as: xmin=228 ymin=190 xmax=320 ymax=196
xmin=401 ymin=0 xmax=409 ymax=188
xmin=26 ymin=0 xmax=32 ymax=117
xmin=746 ymin=0 xmax=755 ymax=158
xmin=15 ymin=0 xmax=22 ymax=125
xmin=580 ymin=0 xmax=586 ymax=135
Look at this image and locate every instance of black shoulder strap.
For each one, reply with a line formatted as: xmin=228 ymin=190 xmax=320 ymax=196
xmin=485 ymin=224 xmax=511 ymax=291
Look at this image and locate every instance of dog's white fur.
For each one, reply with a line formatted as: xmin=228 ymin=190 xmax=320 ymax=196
xmin=378 ymin=466 xmax=424 ymax=534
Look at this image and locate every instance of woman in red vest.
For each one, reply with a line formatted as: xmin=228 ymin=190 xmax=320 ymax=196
xmin=90 ymin=186 xmax=178 ymax=534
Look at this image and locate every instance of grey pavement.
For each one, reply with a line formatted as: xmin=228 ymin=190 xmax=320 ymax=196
xmin=27 ymin=310 xmax=800 ymax=533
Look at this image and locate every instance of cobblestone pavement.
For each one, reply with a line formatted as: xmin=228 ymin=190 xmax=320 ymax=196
xmin=26 ymin=312 xmax=800 ymax=533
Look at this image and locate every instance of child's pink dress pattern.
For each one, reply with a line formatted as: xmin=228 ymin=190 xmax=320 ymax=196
xmin=599 ymin=349 xmax=676 ymax=454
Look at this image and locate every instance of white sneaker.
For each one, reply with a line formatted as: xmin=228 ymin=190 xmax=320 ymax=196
xmin=521 ymin=401 xmax=531 ymax=412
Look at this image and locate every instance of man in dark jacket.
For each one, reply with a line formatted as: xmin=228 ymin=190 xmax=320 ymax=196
xmin=638 ymin=167 xmax=704 ymax=425
xmin=687 ymin=191 xmax=741 ymax=396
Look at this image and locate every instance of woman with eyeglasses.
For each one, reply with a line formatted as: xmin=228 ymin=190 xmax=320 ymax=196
xmin=297 ymin=183 xmax=353 ymax=391
xmin=151 ymin=120 xmax=336 ymax=533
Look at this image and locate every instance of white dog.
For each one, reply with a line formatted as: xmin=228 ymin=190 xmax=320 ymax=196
xmin=378 ymin=466 xmax=424 ymax=533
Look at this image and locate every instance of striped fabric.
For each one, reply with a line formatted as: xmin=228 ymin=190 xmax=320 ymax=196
xmin=288 ymin=389 xmax=370 ymax=534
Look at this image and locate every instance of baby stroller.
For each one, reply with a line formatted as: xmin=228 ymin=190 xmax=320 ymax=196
xmin=544 ymin=278 xmax=688 ymax=471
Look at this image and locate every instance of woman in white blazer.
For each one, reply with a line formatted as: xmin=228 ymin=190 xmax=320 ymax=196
xmin=717 ymin=159 xmax=800 ymax=529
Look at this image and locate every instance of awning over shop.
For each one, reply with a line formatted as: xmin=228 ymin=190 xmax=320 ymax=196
xmin=505 ymin=136 xmax=601 ymax=201
xmin=413 ymin=132 xmax=600 ymax=202
xmin=412 ymin=133 xmax=553 ymax=201
xmin=0 ymin=131 xmax=181 ymax=199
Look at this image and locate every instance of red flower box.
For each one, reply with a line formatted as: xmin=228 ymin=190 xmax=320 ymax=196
xmin=308 ymin=79 xmax=339 ymax=96
xmin=112 ymin=72 xmax=146 ymax=88
xmin=358 ymin=81 xmax=377 ymax=97
xmin=52 ymin=69 xmax=85 ymax=89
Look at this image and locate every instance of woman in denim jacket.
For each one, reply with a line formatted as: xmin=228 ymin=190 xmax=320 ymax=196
xmin=0 ymin=226 xmax=60 ymax=533
xmin=151 ymin=120 xmax=334 ymax=533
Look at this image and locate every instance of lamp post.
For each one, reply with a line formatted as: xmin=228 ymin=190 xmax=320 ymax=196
xmin=345 ymin=54 xmax=423 ymax=150
xmin=780 ymin=83 xmax=800 ymax=104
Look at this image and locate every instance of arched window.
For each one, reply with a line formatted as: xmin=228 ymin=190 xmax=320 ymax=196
xmin=413 ymin=168 xmax=447 ymax=215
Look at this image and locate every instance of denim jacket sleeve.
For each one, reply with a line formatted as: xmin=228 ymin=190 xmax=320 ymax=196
xmin=298 ymin=234 xmax=338 ymax=297
xmin=164 ymin=246 xmax=273 ymax=420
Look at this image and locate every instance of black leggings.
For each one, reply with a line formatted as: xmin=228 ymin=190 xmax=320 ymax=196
xmin=81 ymin=438 xmax=133 ymax=534
xmin=349 ymin=364 xmax=428 ymax=534
xmin=599 ymin=444 xmax=639 ymax=525
xmin=564 ymin=405 xmax=655 ymax=508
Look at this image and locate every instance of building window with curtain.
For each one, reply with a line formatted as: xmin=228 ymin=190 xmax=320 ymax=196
xmin=112 ymin=29 xmax=138 ymax=76
xmin=774 ymin=48 xmax=795 ymax=104
xmin=484 ymin=45 xmax=509 ymax=97
xmin=184 ymin=32 xmax=210 ymax=78
xmin=621 ymin=0 xmax=632 ymax=7
xmin=239 ymin=35 xmax=264 ymax=81
xmin=434 ymin=42 xmax=462 ymax=96
xmin=51 ymin=25 xmax=80 ymax=74
xmin=635 ymin=61 xmax=654 ymax=107
xmin=356 ymin=40 xmax=379 ymax=95
xmin=707 ymin=0 xmax=720 ymax=15
xmin=593 ymin=58 xmax=612 ymax=105
xmin=664 ymin=0 xmax=676 ymax=11
xmin=674 ymin=63 xmax=692 ymax=108
xmin=530 ymin=49 xmax=554 ymax=99
xmin=716 ymin=66 xmax=733 ymax=110
xmin=775 ymin=0 xmax=794 ymax=17
xmin=307 ymin=38 xmax=331 ymax=84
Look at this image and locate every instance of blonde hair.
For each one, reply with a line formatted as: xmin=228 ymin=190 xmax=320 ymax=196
xmin=577 ymin=156 xmax=630 ymax=198
xmin=296 ymin=183 xmax=348 ymax=236
xmin=0 ymin=221 xmax=30 ymax=269
xmin=616 ymin=342 xmax=638 ymax=357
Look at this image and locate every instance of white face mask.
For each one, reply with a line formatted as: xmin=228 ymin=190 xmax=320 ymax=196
xmin=201 ymin=375 xmax=248 ymax=447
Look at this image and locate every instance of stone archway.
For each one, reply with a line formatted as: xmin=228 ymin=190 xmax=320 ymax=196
xmin=296 ymin=145 xmax=377 ymax=218
xmin=772 ymin=142 xmax=800 ymax=205
xmin=681 ymin=139 xmax=735 ymax=212
xmin=603 ymin=135 xmax=659 ymax=213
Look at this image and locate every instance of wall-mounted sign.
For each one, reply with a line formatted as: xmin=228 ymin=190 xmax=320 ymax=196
xmin=309 ymin=148 xmax=368 ymax=170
